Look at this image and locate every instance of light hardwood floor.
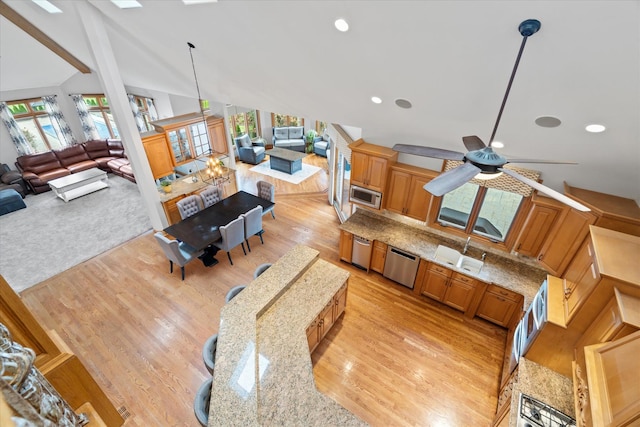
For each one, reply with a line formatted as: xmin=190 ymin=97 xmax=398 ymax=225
xmin=19 ymin=154 xmax=506 ymax=426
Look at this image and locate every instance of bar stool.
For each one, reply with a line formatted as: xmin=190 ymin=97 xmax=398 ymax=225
xmin=225 ymin=285 xmax=246 ymax=303
xmin=194 ymin=377 xmax=213 ymax=427
xmin=202 ymin=334 xmax=218 ymax=375
xmin=253 ymin=263 xmax=272 ymax=279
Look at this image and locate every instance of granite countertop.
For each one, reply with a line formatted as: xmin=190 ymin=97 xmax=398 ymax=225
xmin=508 ymin=357 xmax=575 ymax=425
xmin=209 ymin=245 xmax=366 ymax=426
xmin=157 ymin=174 xmax=209 ymax=202
xmin=340 ymin=209 xmax=549 ymax=308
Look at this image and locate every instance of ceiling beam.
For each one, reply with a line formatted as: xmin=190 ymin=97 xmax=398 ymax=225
xmin=0 ymin=0 xmax=91 ymax=74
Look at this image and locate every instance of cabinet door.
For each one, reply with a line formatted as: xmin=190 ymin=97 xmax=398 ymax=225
xmin=334 ymin=283 xmax=348 ymax=320
xmin=385 ymin=170 xmax=411 ymax=214
xmin=370 ymin=241 xmax=388 ymax=273
xmin=538 ymin=208 xmax=596 ymax=276
xmin=339 ymin=230 xmax=353 ymax=263
xmin=405 ymin=175 xmax=432 ymax=221
xmin=565 ymin=239 xmax=601 ymax=321
xmin=318 ymin=301 xmax=334 ymax=340
xmin=142 ymin=134 xmax=175 ymax=179
xmin=476 ymin=289 xmax=520 ymax=328
xmin=162 ymin=195 xmax=187 ymax=225
xmin=421 ymin=269 xmax=450 ymax=301
xmin=366 ymin=156 xmax=388 ymax=192
xmin=349 ymin=151 xmax=369 ymax=187
xmin=514 ymin=202 xmax=562 ymax=257
xmin=207 ymin=118 xmax=228 ymax=155
xmin=444 ymin=275 xmax=477 ymax=312
xmin=306 ymin=319 xmax=319 ymax=352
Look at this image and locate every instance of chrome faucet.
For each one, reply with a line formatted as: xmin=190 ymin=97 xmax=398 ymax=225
xmin=462 ymin=236 xmax=471 ymax=254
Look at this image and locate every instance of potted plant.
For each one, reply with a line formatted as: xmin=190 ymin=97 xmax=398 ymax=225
xmin=160 ymin=180 xmax=172 ymax=193
xmin=305 ymin=130 xmax=317 ymax=153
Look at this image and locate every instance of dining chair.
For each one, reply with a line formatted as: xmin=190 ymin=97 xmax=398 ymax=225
xmin=199 ymin=185 xmax=223 ymax=209
xmin=193 ymin=377 xmax=213 ymax=427
xmin=241 ymin=205 xmax=264 ymax=252
xmin=256 ymin=180 xmax=276 ymax=219
xmin=225 ymin=285 xmax=246 ymax=303
xmin=211 ymin=217 xmax=246 ymax=265
xmin=153 ymin=232 xmax=204 ymax=280
xmin=253 ymin=263 xmax=272 ymax=279
xmin=177 ymin=195 xmax=203 ymax=220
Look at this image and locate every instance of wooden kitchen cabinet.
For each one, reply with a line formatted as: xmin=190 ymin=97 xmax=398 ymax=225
xmin=370 ymin=240 xmax=388 ymax=273
xmin=206 ymin=116 xmax=228 ymax=155
xmin=348 ymin=139 xmax=398 ymax=193
xmin=493 ymin=368 xmax=518 ymax=427
xmin=306 ymin=319 xmax=319 ymax=353
xmin=339 ymin=230 xmax=354 ymax=263
xmin=307 ymin=282 xmax=348 ymax=353
xmin=385 ymin=164 xmax=438 ymax=220
xmin=334 ymin=282 xmax=348 ymax=319
xmin=162 ymin=194 xmax=188 ymax=225
xmin=419 ymin=263 xmax=478 ymax=313
xmin=141 ymin=132 xmax=175 ymax=179
xmin=476 ymin=284 xmax=523 ymax=328
xmin=513 ymin=194 xmax=563 ymax=257
xmin=563 ymin=237 xmax=600 ymax=322
xmin=318 ymin=300 xmax=335 ymax=341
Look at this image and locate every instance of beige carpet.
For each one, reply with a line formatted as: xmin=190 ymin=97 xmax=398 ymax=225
xmin=249 ymin=160 xmax=321 ymax=184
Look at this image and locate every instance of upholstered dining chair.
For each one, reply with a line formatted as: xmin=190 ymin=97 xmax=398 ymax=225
xmin=199 ymin=185 xmax=223 ymax=209
xmin=153 ymin=232 xmax=204 ymax=280
xmin=202 ymin=333 xmax=218 ymax=375
xmin=177 ymin=195 xmax=203 ymax=220
xmin=225 ymin=285 xmax=246 ymax=303
xmin=256 ymin=180 xmax=275 ymax=219
xmin=241 ymin=205 xmax=264 ymax=252
xmin=193 ymin=377 xmax=213 ymax=427
xmin=211 ymin=216 xmax=246 ymax=265
xmin=253 ymin=263 xmax=272 ymax=279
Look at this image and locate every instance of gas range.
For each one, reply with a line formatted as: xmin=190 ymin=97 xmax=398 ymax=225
xmin=517 ymin=393 xmax=576 ymax=427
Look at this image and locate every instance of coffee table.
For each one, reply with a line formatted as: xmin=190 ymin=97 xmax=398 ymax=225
xmin=48 ymin=168 xmax=109 ymax=202
xmin=266 ymin=148 xmax=306 ymax=174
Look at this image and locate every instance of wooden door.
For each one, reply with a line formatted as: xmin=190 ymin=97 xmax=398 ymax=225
xmin=366 ymin=156 xmax=388 ymax=192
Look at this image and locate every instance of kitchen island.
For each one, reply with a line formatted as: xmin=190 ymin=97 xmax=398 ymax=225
xmin=208 ymin=245 xmax=366 ymax=426
xmin=340 ymin=209 xmax=548 ymax=307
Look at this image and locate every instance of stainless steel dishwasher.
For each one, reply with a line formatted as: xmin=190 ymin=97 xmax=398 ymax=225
xmin=383 ymin=246 xmax=420 ymax=289
xmin=351 ymin=236 xmax=372 ymax=270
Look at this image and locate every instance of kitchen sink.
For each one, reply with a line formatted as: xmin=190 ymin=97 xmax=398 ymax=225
xmin=433 ymin=245 xmax=484 ymax=274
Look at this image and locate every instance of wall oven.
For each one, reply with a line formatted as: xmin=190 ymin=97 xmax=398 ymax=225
xmin=509 ymin=279 xmax=548 ymax=373
xmin=349 ymin=185 xmax=382 ymax=209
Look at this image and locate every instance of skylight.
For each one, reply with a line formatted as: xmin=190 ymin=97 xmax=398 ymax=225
xmin=32 ymin=0 xmax=62 ymax=14
xmin=110 ymin=0 xmax=142 ymax=9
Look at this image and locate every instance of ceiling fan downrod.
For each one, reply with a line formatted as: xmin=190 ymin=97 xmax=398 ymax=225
xmin=488 ymin=19 xmax=541 ymax=146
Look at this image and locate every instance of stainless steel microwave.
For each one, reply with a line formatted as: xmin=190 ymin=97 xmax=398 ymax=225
xmin=349 ymin=185 xmax=382 ymax=209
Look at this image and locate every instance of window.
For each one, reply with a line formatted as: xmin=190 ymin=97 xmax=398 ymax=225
xmin=316 ymin=121 xmax=327 ymax=135
xmin=228 ymin=109 xmax=261 ymax=139
xmin=436 ymin=183 xmax=524 ymax=242
xmin=83 ymin=95 xmax=119 ymax=139
xmin=271 ymin=113 xmax=304 ymax=128
xmin=131 ymin=95 xmax=156 ymax=132
xmin=6 ymin=99 xmax=64 ymax=153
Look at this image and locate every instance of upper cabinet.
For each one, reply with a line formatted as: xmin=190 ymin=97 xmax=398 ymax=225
xmin=142 ymin=113 xmax=229 ymax=179
xmin=386 ymin=164 xmax=439 ymax=221
xmin=513 ymin=194 xmax=564 ymax=258
xmin=349 ymin=139 xmax=398 ymax=193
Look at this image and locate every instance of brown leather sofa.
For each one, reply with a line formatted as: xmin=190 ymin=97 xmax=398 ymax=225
xmin=16 ymin=139 xmax=135 ymax=194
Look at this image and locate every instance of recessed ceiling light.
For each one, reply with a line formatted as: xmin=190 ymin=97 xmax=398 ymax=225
xmin=535 ymin=116 xmax=562 ymax=128
xmin=371 ymin=96 xmax=382 ymax=104
xmin=491 ymin=141 xmax=504 ymax=148
xmin=183 ymin=0 xmax=218 ymax=4
xmin=334 ymin=18 xmax=349 ymax=32
xmin=395 ymin=98 xmax=412 ymax=109
xmin=110 ymin=0 xmax=142 ymax=9
xmin=32 ymin=0 xmax=62 ymax=13
xmin=585 ymin=124 xmax=606 ymax=133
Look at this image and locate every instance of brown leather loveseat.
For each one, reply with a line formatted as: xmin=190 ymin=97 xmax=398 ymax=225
xmin=16 ymin=139 xmax=135 ymax=194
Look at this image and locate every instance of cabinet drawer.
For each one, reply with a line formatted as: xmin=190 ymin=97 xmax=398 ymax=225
xmin=486 ymin=284 xmax=521 ymax=302
xmin=428 ymin=263 xmax=452 ymax=276
xmin=452 ymin=272 xmax=475 ymax=284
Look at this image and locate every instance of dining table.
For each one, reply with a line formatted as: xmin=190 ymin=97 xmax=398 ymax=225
xmin=163 ymin=190 xmax=275 ymax=266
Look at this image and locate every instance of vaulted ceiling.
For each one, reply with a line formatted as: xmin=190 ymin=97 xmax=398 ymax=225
xmin=1 ymin=1 xmax=639 ymax=202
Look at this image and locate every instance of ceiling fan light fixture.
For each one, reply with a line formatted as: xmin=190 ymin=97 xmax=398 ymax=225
xmin=585 ymin=124 xmax=606 ymax=133
xmin=334 ymin=18 xmax=349 ymax=32
xmin=474 ymin=171 xmax=503 ymax=180
xmin=491 ymin=141 xmax=504 ymax=148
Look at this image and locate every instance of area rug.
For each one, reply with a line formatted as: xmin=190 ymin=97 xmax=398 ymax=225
xmin=249 ymin=161 xmax=321 ymax=185
xmin=0 ymin=176 xmax=152 ymax=293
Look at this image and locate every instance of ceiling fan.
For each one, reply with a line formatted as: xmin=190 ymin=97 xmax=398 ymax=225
xmin=393 ymin=19 xmax=590 ymax=212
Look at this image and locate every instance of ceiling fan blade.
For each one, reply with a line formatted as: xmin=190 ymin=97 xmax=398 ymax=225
xmin=423 ymin=162 xmax=481 ymax=196
xmin=393 ymin=144 xmax=465 ymax=161
xmin=498 ymin=168 xmax=590 ymax=212
xmin=462 ymin=136 xmax=486 ymax=151
xmin=506 ymin=158 xmax=578 ymax=165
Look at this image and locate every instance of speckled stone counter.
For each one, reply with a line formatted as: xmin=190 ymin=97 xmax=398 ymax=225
xmin=508 ymin=358 xmax=575 ymax=425
xmin=339 ymin=209 xmax=548 ymax=308
xmin=209 ymin=245 xmax=366 ymax=426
